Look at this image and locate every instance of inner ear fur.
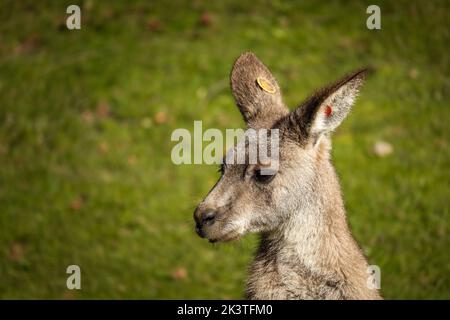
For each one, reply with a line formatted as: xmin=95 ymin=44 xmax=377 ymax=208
xmin=280 ymin=69 xmax=368 ymax=145
xmin=230 ymin=52 xmax=289 ymax=129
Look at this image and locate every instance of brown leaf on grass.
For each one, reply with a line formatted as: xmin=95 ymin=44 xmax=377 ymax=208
xmin=8 ymin=243 xmax=25 ymax=262
xmin=62 ymin=291 xmax=76 ymax=300
xmin=373 ymin=141 xmax=393 ymax=157
xmin=81 ymin=102 xmax=109 ymax=124
xmin=101 ymin=8 xmax=115 ymax=20
xmin=154 ymin=111 xmax=167 ymax=124
xmin=96 ymin=102 xmax=110 ymax=119
xmin=148 ymin=18 xmax=163 ymax=32
xmin=70 ymin=196 xmax=85 ymax=211
xmin=199 ymin=12 xmax=214 ymax=27
xmin=14 ymin=34 xmax=42 ymax=54
xmin=171 ymin=267 xmax=188 ymax=280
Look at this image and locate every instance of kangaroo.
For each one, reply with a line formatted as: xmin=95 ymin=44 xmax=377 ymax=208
xmin=194 ymin=52 xmax=381 ymax=300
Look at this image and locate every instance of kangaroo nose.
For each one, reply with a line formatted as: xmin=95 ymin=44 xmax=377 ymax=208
xmin=201 ymin=211 xmax=216 ymax=226
xmin=194 ymin=208 xmax=217 ymax=231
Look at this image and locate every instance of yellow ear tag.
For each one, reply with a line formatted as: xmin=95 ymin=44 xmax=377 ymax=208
xmin=256 ymin=77 xmax=276 ymax=94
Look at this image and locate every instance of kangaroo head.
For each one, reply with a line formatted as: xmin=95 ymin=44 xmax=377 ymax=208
xmin=194 ymin=52 xmax=367 ymax=243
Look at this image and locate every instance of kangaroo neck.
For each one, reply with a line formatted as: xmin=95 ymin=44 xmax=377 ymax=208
xmin=251 ymin=160 xmax=374 ymax=298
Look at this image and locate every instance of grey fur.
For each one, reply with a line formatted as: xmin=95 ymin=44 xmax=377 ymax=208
xmin=194 ymin=52 xmax=381 ymax=300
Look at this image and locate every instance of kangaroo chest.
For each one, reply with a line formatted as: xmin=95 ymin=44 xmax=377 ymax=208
xmin=246 ymin=250 xmax=346 ymax=300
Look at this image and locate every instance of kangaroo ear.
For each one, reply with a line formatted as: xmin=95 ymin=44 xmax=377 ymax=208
xmin=230 ymin=52 xmax=289 ymax=128
xmin=288 ymin=69 xmax=367 ymax=146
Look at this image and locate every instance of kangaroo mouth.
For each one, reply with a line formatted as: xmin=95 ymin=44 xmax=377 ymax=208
xmin=207 ymin=230 xmax=242 ymax=243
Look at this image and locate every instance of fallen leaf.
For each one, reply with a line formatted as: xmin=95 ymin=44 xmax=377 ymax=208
xmin=62 ymin=291 xmax=76 ymax=300
xmin=70 ymin=196 xmax=85 ymax=211
xmin=199 ymin=12 xmax=214 ymax=27
xmin=171 ymin=267 xmax=188 ymax=280
xmin=154 ymin=111 xmax=167 ymax=124
xmin=373 ymin=141 xmax=393 ymax=157
xmin=14 ymin=34 xmax=42 ymax=54
xmin=9 ymin=243 xmax=25 ymax=262
xmin=148 ymin=18 xmax=162 ymax=32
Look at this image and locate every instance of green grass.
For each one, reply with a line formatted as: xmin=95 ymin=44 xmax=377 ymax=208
xmin=0 ymin=0 xmax=448 ymax=299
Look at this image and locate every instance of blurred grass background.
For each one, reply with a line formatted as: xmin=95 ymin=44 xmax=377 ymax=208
xmin=0 ymin=0 xmax=448 ymax=299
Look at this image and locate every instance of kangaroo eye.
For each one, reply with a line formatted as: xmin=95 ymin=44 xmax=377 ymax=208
xmin=254 ymin=168 xmax=276 ymax=183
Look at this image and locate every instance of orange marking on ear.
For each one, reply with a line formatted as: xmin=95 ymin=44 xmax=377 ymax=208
xmin=325 ymin=105 xmax=332 ymax=116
